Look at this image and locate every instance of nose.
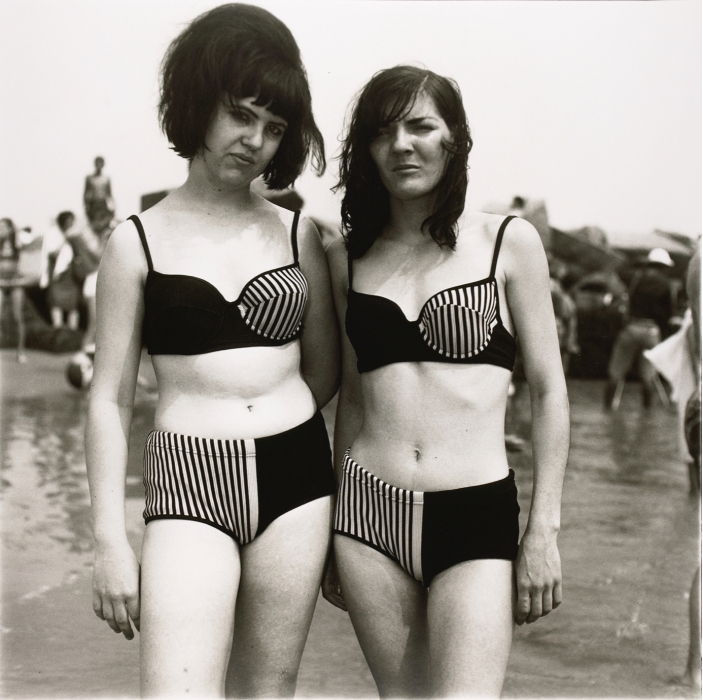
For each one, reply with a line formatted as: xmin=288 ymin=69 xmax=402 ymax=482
xmin=390 ymin=126 xmax=412 ymax=153
xmin=242 ymin=123 xmax=264 ymax=150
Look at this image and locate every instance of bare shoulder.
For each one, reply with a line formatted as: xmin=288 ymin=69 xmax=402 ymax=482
xmin=253 ymin=196 xmax=296 ymax=229
xmin=324 ymin=236 xmax=349 ymax=282
xmin=499 ymin=216 xmax=549 ymax=282
xmin=101 ymin=218 xmax=148 ymax=278
xmin=502 ymin=215 xmax=542 ymax=248
xmin=325 ymin=235 xmax=347 ymax=263
xmin=296 ymin=214 xmax=324 ymax=254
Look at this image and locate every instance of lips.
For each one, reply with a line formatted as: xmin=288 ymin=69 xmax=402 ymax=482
xmin=392 ymin=164 xmax=419 ymax=172
xmin=230 ymin=153 xmax=255 ymax=165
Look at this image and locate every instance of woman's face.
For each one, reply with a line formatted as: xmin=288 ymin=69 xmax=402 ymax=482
xmin=369 ymin=91 xmax=452 ymax=202
xmin=199 ymin=96 xmax=288 ymax=188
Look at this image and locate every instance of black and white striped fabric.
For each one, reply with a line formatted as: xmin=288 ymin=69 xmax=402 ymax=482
xmin=237 ymin=265 xmax=308 ymax=340
xmin=143 ymin=430 xmax=259 ymax=544
xmin=334 ymin=451 xmax=424 ymax=582
xmin=418 ymin=280 xmax=499 ymax=359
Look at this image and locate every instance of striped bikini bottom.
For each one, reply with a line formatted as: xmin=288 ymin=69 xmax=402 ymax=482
xmin=334 ymin=451 xmax=520 ymax=587
xmin=143 ymin=411 xmax=336 ymax=544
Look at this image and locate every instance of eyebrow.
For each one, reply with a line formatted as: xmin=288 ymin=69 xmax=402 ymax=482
xmin=230 ymin=103 xmax=288 ymax=128
xmin=405 ymin=115 xmax=437 ymax=125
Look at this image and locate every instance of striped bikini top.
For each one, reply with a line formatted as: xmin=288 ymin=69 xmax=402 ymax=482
xmin=346 ymin=216 xmax=517 ymax=373
xmin=130 ymin=213 xmax=308 ymax=356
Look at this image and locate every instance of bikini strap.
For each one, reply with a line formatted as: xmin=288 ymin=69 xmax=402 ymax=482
xmin=128 ymin=214 xmax=153 ymax=272
xmin=489 ymin=215 xmax=515 ymax=279
xmin=291 ymin=210 xmax=301 ymax=263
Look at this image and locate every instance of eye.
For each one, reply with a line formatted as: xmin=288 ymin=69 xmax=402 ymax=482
xmin=230 ymin=109 xmax=250 ymax=124
xmin=267 ymin=124 xmax=285 ymax=138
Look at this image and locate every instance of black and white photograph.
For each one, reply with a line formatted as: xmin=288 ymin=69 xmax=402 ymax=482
xmin=0 ymin=0 xmax=700 ymax=697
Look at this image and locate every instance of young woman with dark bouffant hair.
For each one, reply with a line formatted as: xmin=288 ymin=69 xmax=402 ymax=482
xmin=325 ymin=65 xmax=569 ymax=697
xmin=86 ymin=4 xmax=339 ymax=696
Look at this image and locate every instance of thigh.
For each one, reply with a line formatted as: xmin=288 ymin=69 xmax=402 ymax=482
xmin=10 ymin=287 xmax=24 ymax=318
xmin=140 ymin=519 xmax=241 ymax=698
xmin=608 ymin=326 xmax=637 ymax=379
xmin=335 ymin=534 xmax=430 ymax=698
xmin=428 ymin=559 xmax=514 ymax=698
xmin=226 ymin=495 xmax=332 ymax=698
xmin=637 ymin=327 xmax=661 ymax=381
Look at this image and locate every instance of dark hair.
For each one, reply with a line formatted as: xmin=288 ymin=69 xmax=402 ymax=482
xmin=159 ymin=3 xmax=324 ymax=190
xmin=336 ymin=65 xmax=472 ymax=259
xmin=57 ymin=211 xmax=74 ymax=231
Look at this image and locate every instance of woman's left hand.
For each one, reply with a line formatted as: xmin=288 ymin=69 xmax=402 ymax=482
xmin=321 ymin=550 xmax=347 ymax=611
xmin=514 ymin=528 xmax=562 ymax=625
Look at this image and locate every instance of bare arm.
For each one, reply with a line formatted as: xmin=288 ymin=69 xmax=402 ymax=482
xmin=85 ymin=220 xmax=147 ymax=639
xmin=326 ymin=237 xmax=364 ymax=479
xmin=297 ymin=217 xmax=341 ymax=409
xmin=502 ymin=218 xmax=570 ymax=624
xmin=686 ymin=245 xmax=701 ymax=384
xmin=319 ymin=237 xmax=365 ymax=611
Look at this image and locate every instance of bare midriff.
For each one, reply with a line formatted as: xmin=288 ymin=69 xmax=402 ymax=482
xmin=152 ymin=341 xmax=316 ymax=440
xmin=351 ymin=362 xmax=512 ymax=492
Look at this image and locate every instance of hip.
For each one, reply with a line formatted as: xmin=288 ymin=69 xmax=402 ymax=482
xmin=334 ymin=450 xmax=519 ymax=587
xmin=143 ymin=410 xmax=336 ymax=544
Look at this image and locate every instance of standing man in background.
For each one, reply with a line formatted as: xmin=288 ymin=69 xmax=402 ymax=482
xmin=84 ymin=156 xmax=114 ymax=235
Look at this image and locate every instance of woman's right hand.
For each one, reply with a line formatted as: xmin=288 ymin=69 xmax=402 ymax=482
xmin=92 ymin=539 xmax=141 ymax=640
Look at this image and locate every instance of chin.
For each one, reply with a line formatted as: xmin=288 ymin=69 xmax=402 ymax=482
xmin=393 ymin=186 xmax=435 ymax=202
xmin=220 ymin=171 xmax=255 ymax=189
xmin=386 ymin=175 xmax=440 ymax=202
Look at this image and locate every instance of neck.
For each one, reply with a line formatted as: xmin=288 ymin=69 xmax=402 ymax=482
xmin=178 ymin=157 xmax=255 ymax=213
xmin=385 ymin=194 xmax=434 ymax=244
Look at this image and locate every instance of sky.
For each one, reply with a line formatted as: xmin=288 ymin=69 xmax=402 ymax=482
xmin=0 ymin=0 xmax=700 ymax=241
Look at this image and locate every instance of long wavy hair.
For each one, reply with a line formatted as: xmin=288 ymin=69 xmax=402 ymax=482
xmin=336 ymin=65 xmax=472 ymax=259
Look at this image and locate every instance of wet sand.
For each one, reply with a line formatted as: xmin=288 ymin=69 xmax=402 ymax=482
xmin=1 ymin=349 xmax=699 ymax=698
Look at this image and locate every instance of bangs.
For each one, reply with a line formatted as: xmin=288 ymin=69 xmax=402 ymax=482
xmin=222 ymin=60 xmax=308 ymax=124
xmin=378 ymin=88 xmax=419 ymax=127
xmin=359 ymin=71 xmax=429 ymax=136
xmin=158 ymin=2 xmax=324 ymax=181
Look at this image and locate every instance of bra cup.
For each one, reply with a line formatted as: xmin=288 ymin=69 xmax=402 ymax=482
xmin=420 ymin=304 xmax=497 ymax=359
xmin=238 ymin=291 xmax=306 ymax=339
xmin=152 ymin=305 xmax=223 ymax=354
xmin=418 ymin=280 xmax=499 ymax=359
xmin=237 ymin=267 xmax=308 ymax=340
